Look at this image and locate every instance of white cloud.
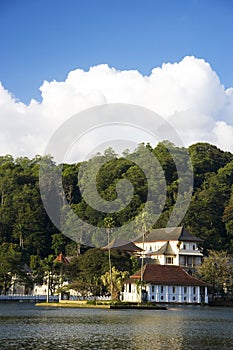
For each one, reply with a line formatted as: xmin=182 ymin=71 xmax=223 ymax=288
xmin=0 ymin=56 xmax=233 ymax=160
xmin=212 ymin=121 xmax=233 ymax=151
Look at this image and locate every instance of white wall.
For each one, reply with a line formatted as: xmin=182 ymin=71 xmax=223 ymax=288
xmin=123 ymin=283 xmax=140 ymax=302
xmin=124 ymin=283 xmax=208 ymax=304
xmin=33 ymin=284 xmax=48 ymax=296
xmin=136 ymin=239 xmax=203 ymax=267
xmin=147 ymin=284 xmax=208 ymax=303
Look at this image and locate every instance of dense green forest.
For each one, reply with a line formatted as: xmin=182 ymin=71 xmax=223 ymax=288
xmin=1 ymin=141 xmax=233 ymax=263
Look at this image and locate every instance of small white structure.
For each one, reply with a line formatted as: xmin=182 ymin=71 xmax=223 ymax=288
xmin=123 ymin=264 xmax=210 ymax=304
xmin=7 ymin=275 xmax=32 ymax=296
xmin=134 ymin=227 xmax=203 ymax=270
xmin=32 ymin=283 xmax=49 ymax=296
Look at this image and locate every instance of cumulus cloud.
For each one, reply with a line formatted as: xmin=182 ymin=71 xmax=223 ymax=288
xmin=212 ymin=121 xmax=233 ymax=151
xmin=0 ymin=56 xmax=232 ymax=160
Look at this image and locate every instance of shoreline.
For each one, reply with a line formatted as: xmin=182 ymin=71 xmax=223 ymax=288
xmin=35 ymin=301 xmax=167 ymax=310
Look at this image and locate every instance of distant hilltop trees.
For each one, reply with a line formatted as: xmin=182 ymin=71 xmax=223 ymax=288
xmin=0 ymin=141 xmax=233 ymax=263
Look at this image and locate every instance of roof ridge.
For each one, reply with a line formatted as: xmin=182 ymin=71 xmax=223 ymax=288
xmin=129 ymin=264 xmax=211 ymax=287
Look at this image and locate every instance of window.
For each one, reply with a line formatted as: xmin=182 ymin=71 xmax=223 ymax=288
xmin=172 ymin=296 xmax=176 ymax=301
xmin=193 ymin=244 xmax=196 ymax=250
xmin=188 ymin=256 xmax=193 ymax=266
xmin=179 ymin=255 xmax=185 ymax=266
xmin=128 ymin=284 xmax=131 ymax=293
xmin=193 ymin=287 xmax=196 ymax=295
xmin=149 ymin=246 xmax=152 ymax=251
xmin=151 ymin=295 xmax=155 ymax=300
xmin=172 ymin=286 xmax=176 ymax=293
xmin=183 ymin=244 xmax=186 ymax=250
xmin=166 ymin=257 xmax=173 ymax=264
xmin=160 ymin=286 xmax=164 ymax=293
xmin=161 ymin=296 xmax=164 ymax=300
xmin=184 ymin=287 xmax=187 ymax=294
xmin=152 ymin=285 xmax=155 ymax=292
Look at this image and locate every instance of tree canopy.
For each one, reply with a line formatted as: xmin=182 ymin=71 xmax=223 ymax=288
xmin=0 ymin=141 xmax=233 ymax=275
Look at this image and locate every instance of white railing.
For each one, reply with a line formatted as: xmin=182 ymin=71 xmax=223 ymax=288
xmin=0 ymin=295 xmax=59 ymax=301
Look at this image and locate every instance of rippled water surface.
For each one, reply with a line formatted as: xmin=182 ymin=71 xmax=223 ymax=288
xmin=0 ymin=303 xmax=233 ymax=349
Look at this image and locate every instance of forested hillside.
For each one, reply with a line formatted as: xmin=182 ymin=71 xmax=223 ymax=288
xmin=1 ymin=141 xmax=233 ymax=266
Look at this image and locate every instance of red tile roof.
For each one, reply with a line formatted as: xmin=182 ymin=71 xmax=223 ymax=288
xmin=128 ymin=264 xmax=210 ymax=287
xmin=54 ymin=252 xmax=70 ymax=264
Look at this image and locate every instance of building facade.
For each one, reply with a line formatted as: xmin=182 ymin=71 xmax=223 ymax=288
xmin=123 ymin=264 xmax=210 ymax=304
xmin=134 ymin=226 xmax=203 ymax=271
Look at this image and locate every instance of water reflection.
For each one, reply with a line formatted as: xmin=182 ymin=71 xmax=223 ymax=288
xmin=0 ymin=303 xmax=233 ymax=349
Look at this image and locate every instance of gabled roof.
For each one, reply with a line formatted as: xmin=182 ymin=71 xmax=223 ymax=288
xmin=134 ymin=226 xmax=203 ymax=243
xmin=54 ymin=252 xmax=70 ymax=264
xmin=101 ymin=239 xmax=142 ymax=252
xmin=148 ymin=241 xmax=176 ymax=256
xmin=128 ymin=264 xmax=210 ymax=287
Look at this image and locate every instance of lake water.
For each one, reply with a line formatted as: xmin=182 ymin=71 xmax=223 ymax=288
xmin=0 ymin=303 xmax=232 ymax=350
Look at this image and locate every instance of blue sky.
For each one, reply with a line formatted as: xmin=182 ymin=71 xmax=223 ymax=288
xmin=0 ymin=0 xmax=233 ymax=159
xmin=1 ymin=0 xmax=233 ymax=104
xmin=1 ymin=0 xmax=232 ymax=244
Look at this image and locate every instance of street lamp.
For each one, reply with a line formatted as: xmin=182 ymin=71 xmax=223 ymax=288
xmin=104 ymin=217 xmax=114 ymax=299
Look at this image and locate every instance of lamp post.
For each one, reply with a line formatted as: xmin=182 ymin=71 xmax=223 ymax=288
xmin=46 ymin=271 xmax=50 ymax=303
xmin=137 ymin=212 xmax=148 ymax=303
xmin=107 ymin=226 xmax=112 ymax=298
xmin=104 ymin=217 xmax=114 ymax=300
xmin=140 ymin=231 xmax=145 ymax=302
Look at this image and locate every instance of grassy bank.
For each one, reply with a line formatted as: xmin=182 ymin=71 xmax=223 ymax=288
xmin=36 ymin=300 xmax=167 ymax=310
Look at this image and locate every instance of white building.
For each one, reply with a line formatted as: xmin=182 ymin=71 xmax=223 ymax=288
xmin=123 ymin=264 xmax=210 ymax=304
xmin=134 ymin=226 xmax=203 ymax=271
